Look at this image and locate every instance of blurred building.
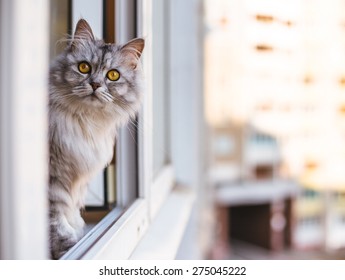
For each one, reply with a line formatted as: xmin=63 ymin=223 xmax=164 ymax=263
xmin=205 ymin=0 xmax=345 ymax=255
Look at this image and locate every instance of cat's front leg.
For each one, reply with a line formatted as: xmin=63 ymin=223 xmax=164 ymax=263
xmin=49 ymin=181 xmax=84 ymax=259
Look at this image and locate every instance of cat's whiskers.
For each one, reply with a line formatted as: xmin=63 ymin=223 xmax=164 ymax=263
xmin=71 ymin=85 xmax=89 ymax=97
xmin=99 ymin=90 xmax=114 ymax=102
xmin=54 ymin=92 xmax=79 ymax=103
xmin=125 ymin=122 xmax=139 ymax=147
xmin=112 ymin=95 xmax=129 ymax=108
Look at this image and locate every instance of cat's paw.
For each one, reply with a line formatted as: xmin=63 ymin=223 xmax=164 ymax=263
xmin=50 ymin=234 xmax=79 ymax=259
xmin=50 ymin=217 xmax=80 ymax=259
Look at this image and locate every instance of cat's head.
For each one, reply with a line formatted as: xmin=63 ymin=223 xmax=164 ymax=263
xmin=49 ymin=19 xmax=144 ymax=121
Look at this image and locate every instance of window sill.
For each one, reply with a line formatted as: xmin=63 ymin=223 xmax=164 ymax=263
xmin=129 ymin=185 xmax=195 ymax=259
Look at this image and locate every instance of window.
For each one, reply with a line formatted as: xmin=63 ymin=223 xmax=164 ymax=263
xmin=254 ymin=164 xmax=274 ymax=180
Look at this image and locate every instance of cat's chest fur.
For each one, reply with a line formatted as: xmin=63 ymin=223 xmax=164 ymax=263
xmin=52 ymin=110 xmax=116 ymax=174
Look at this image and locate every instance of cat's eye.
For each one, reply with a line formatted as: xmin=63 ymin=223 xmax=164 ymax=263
xmin=78 ymin=62 xmax=91 ymax=74
xmin=107 ymin=69 xmax=120 ymax=81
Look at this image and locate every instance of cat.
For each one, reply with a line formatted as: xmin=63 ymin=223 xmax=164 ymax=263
xmin=48 ymin=19 xmax=144 ymax=259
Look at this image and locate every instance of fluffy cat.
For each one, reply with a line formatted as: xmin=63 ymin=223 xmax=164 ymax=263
xmin=49 ymin=19 xmax=144 ymax=259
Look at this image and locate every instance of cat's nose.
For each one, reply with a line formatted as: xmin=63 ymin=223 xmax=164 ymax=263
xmin=90 ymin=82 xmax=101 ymax=91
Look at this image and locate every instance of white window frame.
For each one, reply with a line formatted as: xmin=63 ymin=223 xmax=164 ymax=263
xmin=130 ymin=0 xmax=205 ymax=260
xmin=149 ymin=0 xmax=175 ymax=220
xmin=0 ymin=0 xmax=49 ymax=259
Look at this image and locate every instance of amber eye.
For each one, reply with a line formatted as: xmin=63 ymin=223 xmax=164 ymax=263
xmin=107 ymin=69 xmax=120 ymax=81
xmin=78 ymin=62 xmax=91 ymax=74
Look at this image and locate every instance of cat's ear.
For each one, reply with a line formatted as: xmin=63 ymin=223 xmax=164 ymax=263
xmin=72 ymin=19 xmax=95 ymax=45
xmin=120 ymin=38 xmax=145 ymax=69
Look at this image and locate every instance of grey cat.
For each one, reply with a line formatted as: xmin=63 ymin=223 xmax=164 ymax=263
xmin=49 ymin=19 xmax=144 ymax=259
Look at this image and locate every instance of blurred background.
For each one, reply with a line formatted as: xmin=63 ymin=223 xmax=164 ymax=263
xmin=205 ymin=0 xmax=345 ymax=259
xmin=2 ymin=0 xmax=345 ymax=260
